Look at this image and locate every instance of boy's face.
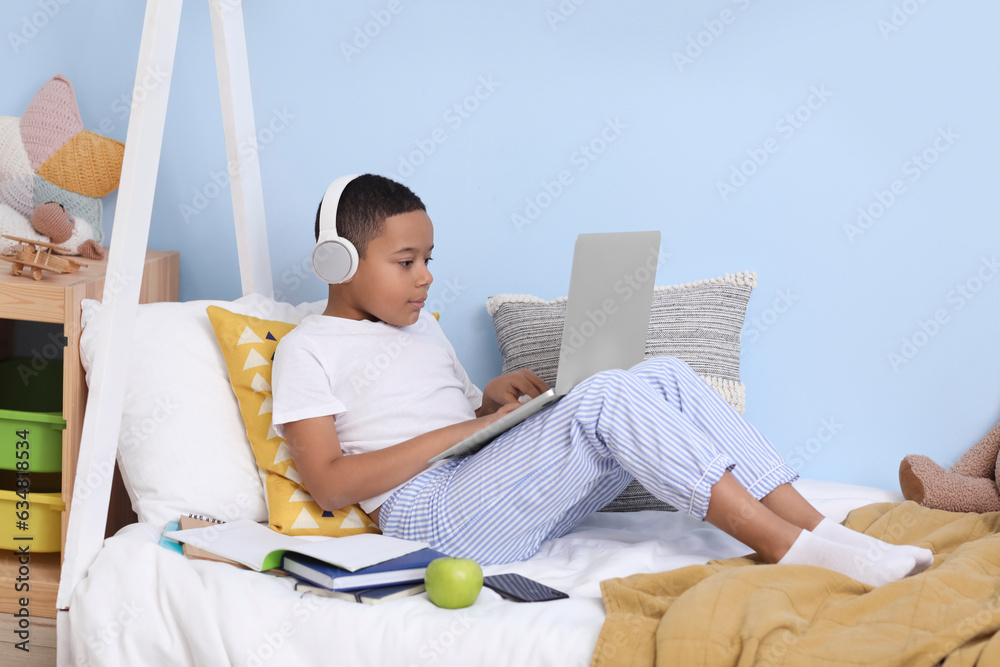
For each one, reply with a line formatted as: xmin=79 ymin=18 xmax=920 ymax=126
xmin=332 ymin=210 xmax=434 ymax=326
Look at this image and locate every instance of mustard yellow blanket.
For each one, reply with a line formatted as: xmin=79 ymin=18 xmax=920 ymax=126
xmin=592 ymin=502 xmax=1000 ymax=667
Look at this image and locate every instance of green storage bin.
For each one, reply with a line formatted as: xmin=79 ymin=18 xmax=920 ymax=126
xmin=0 ymin=358 xmax=65 ymax=473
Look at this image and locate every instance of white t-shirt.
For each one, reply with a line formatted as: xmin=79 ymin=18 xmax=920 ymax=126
xmin=271 ymin=309 xmax=483 ymax=513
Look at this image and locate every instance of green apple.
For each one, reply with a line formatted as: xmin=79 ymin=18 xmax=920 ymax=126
xmin=424 ymin=557 xmax=483 ymax=609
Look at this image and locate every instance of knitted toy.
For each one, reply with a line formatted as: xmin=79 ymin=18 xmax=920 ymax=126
xmin=0 ymin=74 xmax=124 ymax=259
xmin=30 ymin=202 xmax=103 ymax=260
xmin=899 ymin=421 xmax=1000 ymax=512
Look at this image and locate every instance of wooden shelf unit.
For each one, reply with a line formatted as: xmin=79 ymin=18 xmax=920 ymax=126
xmin=0 ymin=248 xmax=179 ymax=619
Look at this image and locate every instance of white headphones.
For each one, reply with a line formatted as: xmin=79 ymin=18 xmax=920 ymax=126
xmin=312 ymin=174 xmax=361 ymax=284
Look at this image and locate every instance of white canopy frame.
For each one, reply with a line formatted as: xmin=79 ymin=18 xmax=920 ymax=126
xmin=56 ymin=1 xmax=272 ymax=662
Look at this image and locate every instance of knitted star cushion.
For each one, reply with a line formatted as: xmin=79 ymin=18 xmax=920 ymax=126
xmin=487 ymin=271 xmax=757 ymax=512
xmin=0 ymin=116 xmax=34 ymax=215
xmin=37 ymin=130 xmax=125 ymax=198
xmin=0 ymin=74 xmax=124 ymax=247
xmin=20 ymin=74 xmax=83 ymax=170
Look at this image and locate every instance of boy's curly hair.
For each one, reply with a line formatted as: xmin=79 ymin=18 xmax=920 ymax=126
xmin=314 ymin=174 xmax=425 ymax=257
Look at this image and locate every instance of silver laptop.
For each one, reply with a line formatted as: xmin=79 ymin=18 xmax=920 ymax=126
xmin=429 ymin=230 xmax=660 ymax=462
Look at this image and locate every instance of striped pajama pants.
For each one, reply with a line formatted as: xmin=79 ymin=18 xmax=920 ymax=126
xmin=377 ymin=355 xmax=798 ymax=565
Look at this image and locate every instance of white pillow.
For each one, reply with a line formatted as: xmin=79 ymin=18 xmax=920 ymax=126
xmin=79 ymin=293 xmax=324 ymax=532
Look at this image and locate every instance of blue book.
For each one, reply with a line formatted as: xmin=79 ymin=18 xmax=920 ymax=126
xmin=282 ymin=547 xmax=447 ymax=591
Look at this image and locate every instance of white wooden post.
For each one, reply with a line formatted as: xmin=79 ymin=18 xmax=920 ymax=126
xmin=57 ymin=0 xmax=184 ymax=654
xmin=58 ymin=1 xmax=273 ymax=662
xmin=209 ymin=0 xmax=274 ymax=298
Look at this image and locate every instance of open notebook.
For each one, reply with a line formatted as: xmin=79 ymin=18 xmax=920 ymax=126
xmin=164 ymin=519 xmax=427 ymax=572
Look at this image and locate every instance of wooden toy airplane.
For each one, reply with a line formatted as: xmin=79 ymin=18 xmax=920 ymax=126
xmin=1 ymin=234 xmax=89 ymax=281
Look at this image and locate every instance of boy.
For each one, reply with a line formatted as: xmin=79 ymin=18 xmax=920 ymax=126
xmin=272 ymin=174 xmax=932 ymax=586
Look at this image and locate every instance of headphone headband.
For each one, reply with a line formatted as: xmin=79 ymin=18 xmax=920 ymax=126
xmin=318 ymin=174 xmax=361 ymax=238
xmin=313 ymin=174 xmax=361 ymax=284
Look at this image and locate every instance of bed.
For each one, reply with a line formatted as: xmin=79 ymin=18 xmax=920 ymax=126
xmin=66 ymin=475 xmax=900 ymax=666
xmin=56 ymin=287 xmax=908 ymax=667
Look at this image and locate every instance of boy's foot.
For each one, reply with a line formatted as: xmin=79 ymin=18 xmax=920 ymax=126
xmin=811 ymin=518 xmax=934 ymax=570
xmin=777 ymin=529 xmax=928 ymax=588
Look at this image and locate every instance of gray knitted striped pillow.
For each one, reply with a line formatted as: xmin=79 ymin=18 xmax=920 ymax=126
xmin=486 ymin=271 xmax=756 ymax=512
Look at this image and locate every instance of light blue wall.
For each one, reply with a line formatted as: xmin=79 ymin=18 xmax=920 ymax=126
xmin=4 ymin=1 xmax=998 ymax=491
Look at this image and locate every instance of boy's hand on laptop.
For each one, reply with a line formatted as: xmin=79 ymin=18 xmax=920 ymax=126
xmin=477 ymin=369 xmax=549 ymax=418
xmin=481 ymin=401 xmax=522 ymax=425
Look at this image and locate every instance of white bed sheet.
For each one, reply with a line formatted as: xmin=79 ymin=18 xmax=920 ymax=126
xmin=66 ymin=479 xmax=902 ymax=667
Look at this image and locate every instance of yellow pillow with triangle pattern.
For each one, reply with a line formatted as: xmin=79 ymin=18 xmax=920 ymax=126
xmin=206 ymin=305 xmax=380 ymax=536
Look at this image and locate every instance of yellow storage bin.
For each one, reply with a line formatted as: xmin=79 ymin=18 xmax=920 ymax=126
xmin=0 ymin=489 xmax=65 ymax=552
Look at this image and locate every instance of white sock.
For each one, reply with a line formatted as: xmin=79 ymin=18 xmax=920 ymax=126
xmin=777 ymin=529 xmax=923 ymax=587
xmin=812 ymin=518 xmax=934 ymax=572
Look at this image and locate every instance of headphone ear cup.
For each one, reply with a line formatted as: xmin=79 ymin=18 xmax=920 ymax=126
xmin=314 ymin=174 xmax=362 ymax=283
xmin=312 ymin=236 xmax=359 ymax=284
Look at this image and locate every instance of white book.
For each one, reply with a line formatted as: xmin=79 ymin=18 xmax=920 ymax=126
xmin=164 ymin=519 xmax=427 ymax=572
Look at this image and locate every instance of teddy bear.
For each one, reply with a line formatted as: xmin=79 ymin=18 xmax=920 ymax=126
xmin=899 ymin=421 xmax=1000 ymax=512
xmin=0 ymin=73 xmax=123 ymax=260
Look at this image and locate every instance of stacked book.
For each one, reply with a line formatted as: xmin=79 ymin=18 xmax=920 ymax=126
xmin=163 ymin=517 xmax=445 ymax=605
xmin=283 ymin=546 xmax=447 ymax=604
